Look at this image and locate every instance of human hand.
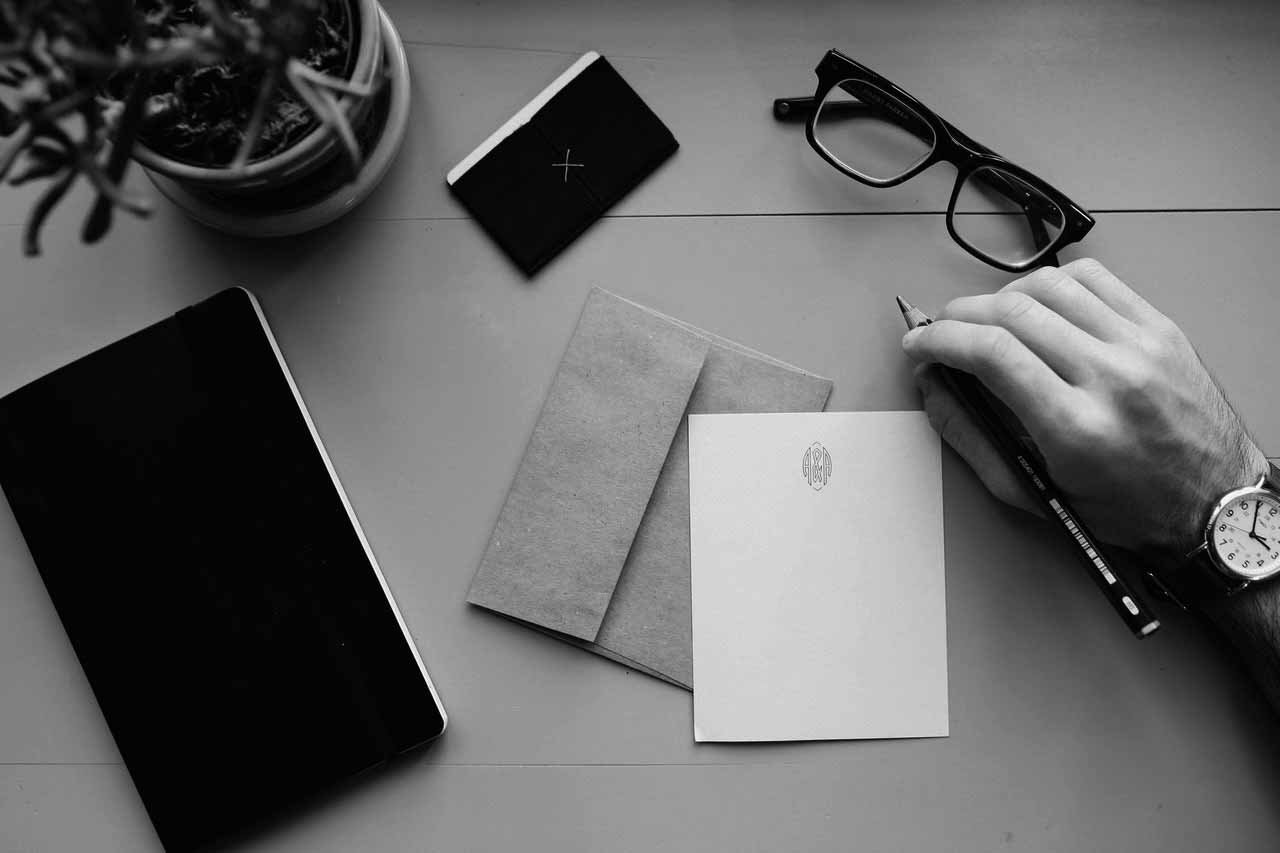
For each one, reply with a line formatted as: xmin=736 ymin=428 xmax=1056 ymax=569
xmin=901 ymin=258 xmax=1267 ymax=557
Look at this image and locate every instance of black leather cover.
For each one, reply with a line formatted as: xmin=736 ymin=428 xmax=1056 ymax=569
xmin=449 ymin=55 xmax=678 ymax=275
xmin=0 ymin=288 xmax=445 ymax=852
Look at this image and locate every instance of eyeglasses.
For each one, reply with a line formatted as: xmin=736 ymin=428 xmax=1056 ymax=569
xmin=774 ymin=50 xmax=1095 ymax=272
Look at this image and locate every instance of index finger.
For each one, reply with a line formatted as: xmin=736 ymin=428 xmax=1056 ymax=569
xmin=902 ymin=318 xmax=1073 ymax=433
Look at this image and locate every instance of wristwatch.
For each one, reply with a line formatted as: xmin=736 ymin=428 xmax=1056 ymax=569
xmin=1147 ymin=462 xmax=1280 ymax=608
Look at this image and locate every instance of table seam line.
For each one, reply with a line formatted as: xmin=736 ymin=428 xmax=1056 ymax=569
xmin=0 ymin=761 xmax=806 ymax=768
xmin=0 ymin=207 xmax=1275 ymax=231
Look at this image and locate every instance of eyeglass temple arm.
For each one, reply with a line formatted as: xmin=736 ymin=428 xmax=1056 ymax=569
xmin=775 ymin=95 xmax=999 ymax=158
xmin=773 ymin=95 xmax=1064 ymax=240
xmin=773 ymin=96 xmax=821 ymax=122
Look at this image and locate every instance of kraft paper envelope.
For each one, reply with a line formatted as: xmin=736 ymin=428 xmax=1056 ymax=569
xmin=467 ymin=288 xmax=832 ymax=687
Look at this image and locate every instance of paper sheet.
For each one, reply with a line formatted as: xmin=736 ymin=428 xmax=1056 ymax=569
xmin=690 ymin=411 xmax=948 ymax=742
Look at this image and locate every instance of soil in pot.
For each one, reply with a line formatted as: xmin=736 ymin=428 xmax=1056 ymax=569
xmin=134 ymin=0 xmax=355 ymax=168
xmin=191 ymin=72 xmax=390 ymax=212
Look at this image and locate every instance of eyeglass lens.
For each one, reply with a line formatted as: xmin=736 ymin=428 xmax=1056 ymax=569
xmin=951 ymin=166 xmax=1065 ymax=266
xmin=812 ymin=79 xmax=936 ymax=183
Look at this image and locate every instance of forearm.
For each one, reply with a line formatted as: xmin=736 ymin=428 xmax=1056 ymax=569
xmin=901 ymin=260 xmax=1280 ymax=712
xmin=1203 ymin=585 xmax=1280 ymax=713
xmin=1177 ymin=444 xmax=1280 ymax=711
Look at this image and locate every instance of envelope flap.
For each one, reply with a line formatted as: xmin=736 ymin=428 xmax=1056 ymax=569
xmin=466 ymin=289 xmax=709 ymax=640
xmin=591 ymin=343 xmax=834 ymax=687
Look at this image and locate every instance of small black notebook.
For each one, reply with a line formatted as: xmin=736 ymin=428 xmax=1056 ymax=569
xmin=0 ymin=288 xmax=446 ymax=852
xmin=446 ymin=51 xmax=678 ymax=275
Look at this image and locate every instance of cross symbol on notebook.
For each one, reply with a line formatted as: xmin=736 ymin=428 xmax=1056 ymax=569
xmin=551 ymin=148 xmax=585 ymax=182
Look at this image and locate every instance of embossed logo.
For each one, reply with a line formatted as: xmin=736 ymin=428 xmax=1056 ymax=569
xmin=802 ymin=442 xmax=833 ymax=491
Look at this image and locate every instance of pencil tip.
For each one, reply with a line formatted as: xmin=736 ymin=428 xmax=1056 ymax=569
xmin=895 ymin=295 xmax=912 ymax=315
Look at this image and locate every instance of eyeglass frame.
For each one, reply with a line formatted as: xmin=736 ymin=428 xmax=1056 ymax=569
xmin=774 ymin=50 xmax=1096 ymax=273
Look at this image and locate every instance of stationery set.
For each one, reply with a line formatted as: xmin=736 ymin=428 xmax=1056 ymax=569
xmin=0 ymin=49 xmax=967 ymax=852
xmin=464 ymin=289 xmax=950 ymax=739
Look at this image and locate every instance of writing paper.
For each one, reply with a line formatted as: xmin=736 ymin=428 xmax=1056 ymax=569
xmin=690 ymin=411 xmax=948 ymax=742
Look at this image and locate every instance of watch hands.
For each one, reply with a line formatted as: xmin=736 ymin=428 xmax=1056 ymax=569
xmin=1250 ymin=521 xmax=1271 ymax=546
xmin=1245 ymin=501 xmax=1274 ymax=550
xmin=1219 ymin=518 xmax=1272 ymax=551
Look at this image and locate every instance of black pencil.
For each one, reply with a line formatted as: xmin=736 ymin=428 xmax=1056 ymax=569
xmin=898 ymin=296 xmax=1160 ymax=638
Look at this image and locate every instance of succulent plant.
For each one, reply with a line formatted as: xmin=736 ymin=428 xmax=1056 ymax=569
xmin=0 ymin=0 xmax=376 ymax=256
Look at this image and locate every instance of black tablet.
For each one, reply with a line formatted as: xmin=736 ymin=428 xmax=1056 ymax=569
xmin=0 ymin=288 xmax=446 ymax=852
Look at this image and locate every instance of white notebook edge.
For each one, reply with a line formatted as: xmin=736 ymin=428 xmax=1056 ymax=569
xmin=240 ymin=287 xmax=448 ymax=738
xmin=445 ymin=50 xmax=601 ymax=186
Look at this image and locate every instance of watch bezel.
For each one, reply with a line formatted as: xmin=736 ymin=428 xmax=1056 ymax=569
xmin=1202 ymin=476 xmax=1280 ymax=582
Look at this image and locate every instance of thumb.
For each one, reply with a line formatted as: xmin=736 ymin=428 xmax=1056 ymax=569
xmin=914 ymin=363 xmax=1042 ymax=519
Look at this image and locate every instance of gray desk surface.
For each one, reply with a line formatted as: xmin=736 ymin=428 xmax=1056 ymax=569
xmin=3 ymin=2 xmax=1280 ymax=850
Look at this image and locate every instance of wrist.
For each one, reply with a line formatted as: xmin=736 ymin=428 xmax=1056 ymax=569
xmin=1198 ymin=523 xmax=1280 ymax=715
xmin=1144 ymin=442 xmax=1273 ymax=611
xmin=1202 ymin=570 xmax=1280 ymax=636
xmin=1165 ymin=440 xmax=1269 ymax=559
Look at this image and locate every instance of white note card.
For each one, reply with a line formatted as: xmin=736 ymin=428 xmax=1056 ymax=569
xmin=689 ymin=411 xmax=948 ymax=742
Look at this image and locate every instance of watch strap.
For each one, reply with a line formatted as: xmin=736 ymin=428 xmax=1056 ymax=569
xmin=1149 ymin=549 xmax=1246 ymax=608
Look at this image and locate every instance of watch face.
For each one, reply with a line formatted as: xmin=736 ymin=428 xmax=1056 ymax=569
xmin=1209 ymin=490 xmax=1280 ymax=580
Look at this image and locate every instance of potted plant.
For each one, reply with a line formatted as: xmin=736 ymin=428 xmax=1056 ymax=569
xmin=0 ymin=0 xmax=410 ymax=255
